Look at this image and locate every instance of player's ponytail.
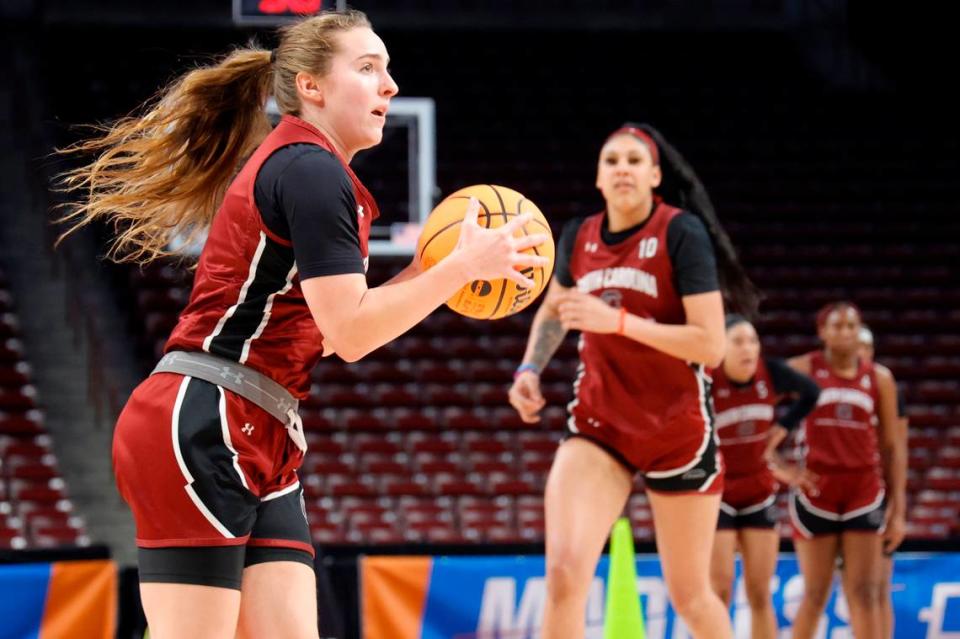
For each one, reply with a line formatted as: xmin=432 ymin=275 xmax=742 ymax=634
xmin=56 ymin=9 xmax=370 ymax=264
xmin=633 ymin=123 xmax=760 ymax=319
xmin=56 ymin=48 xmax=274 ymax=263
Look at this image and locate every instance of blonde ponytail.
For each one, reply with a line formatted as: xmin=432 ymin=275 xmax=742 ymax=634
xmin=57 ymin=9 xmax=371 ymax=264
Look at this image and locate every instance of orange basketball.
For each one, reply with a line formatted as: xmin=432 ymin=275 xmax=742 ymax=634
xmin=416 ymin=184 xmax=555 ymax=320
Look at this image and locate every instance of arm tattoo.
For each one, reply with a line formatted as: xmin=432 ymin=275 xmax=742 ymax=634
xmin=529 ymin=318 xmax=567 ymax=370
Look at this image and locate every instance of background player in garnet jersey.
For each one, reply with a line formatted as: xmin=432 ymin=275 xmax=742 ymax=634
xmin=508 ymin=123 xmax=759 ymax=639
xmin=709 ymin=314 xmax=820 ymax=639
xmin=787 ymin=303 xmax=906 ymax=639
xmin=58 ymin=11 xmax=548 ymax=639
xmin=859 ymin=324 xmax=910 ymax=639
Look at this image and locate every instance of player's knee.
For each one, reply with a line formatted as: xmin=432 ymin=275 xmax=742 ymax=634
xmin=668 ymin=581 xmax=715 ymax=622
xmin=744 ymin=579 xmax=772 ymax=611
xmin=878 ymin=577 xmax=891 ymax=598
xmin=710 ymin=564 xmax=734 ymax=604
xmin=802 ymin=580 xmax=832 ymax=610
xmin=848 ymin=579 xmax=884 ymax=609
xmin=545 ymin=548 xmax=593 ymax=603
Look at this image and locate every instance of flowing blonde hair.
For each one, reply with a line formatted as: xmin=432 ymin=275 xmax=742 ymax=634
xmin=56 ymin=9 xmax=371 ymax=264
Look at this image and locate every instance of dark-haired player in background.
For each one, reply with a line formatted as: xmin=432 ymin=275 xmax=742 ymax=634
xmin=508 ymin=123 xmax=759 ymax=639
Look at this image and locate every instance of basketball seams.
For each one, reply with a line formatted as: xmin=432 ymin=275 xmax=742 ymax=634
xmin=442 ymin=195 xmax=495 ymax=227
xmin=477 ymin=195 xmax=494 ymax=229
xmin=489 ymin=185 xmax=509 ymax=226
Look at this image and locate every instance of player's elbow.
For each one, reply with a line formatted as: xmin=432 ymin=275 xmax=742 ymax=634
xmin=329 ymin=338 xmax=369 ymax=363
xmin=878 ymin=439 xmax=901 ymax=457
xmin=336 ymin=347 xmax=365 ymax=363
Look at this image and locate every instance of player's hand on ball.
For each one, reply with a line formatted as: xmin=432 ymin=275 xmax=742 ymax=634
xmin=454 ymin=197 xmax=549 ymax=288
xmin=557 ymin=291 xmax=619 ymax=333
xmin=418 ymin=186 xmax=555 ymax=319
xmin=508 ymin=371 xmax=546 ymax=423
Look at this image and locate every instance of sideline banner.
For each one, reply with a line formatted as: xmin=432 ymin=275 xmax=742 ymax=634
xmin=0 ymin=559 xmax=117 ymax=639
xmin=361 ymin=553 xmax=960 ymax=639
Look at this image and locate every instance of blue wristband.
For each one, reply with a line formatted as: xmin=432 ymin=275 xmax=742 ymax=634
xmin=514 ymin=363 xmax=541 ymax=379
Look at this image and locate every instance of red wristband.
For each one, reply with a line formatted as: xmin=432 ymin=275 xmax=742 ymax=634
xmin=617 ymin=307 xmax=627 ymax=335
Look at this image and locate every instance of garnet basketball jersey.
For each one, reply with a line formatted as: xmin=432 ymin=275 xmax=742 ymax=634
xmin=801 ymin=351 xmax=881 ymax=474
xmin=166 ymin=115 xmax=379 ymax=398
xmin=712 ymin=358 xmax=778 ymax=478
xmin=566 ymin=201 xmax=712 ymax=436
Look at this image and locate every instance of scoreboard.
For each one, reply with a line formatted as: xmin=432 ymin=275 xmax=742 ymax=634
xmin=233 ymin=0 xmax=345 ymax=25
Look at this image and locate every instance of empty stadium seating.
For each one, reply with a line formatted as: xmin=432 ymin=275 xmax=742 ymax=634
xmin=0 ymin=271 xmax=89 ymax=549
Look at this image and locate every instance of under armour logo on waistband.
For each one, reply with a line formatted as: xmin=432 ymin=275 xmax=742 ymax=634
xmin=220 ymin=367 xmax=244 ymax=385
xmin=242 ymin=423 xmax=254 ymax=436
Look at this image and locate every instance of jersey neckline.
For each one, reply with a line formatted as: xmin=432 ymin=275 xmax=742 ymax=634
xmin=599 ymin=196 xmax=665 ymax=246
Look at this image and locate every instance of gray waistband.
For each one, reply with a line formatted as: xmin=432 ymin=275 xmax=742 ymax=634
xmin=152 ymin=351 xmax=305 ymax=451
